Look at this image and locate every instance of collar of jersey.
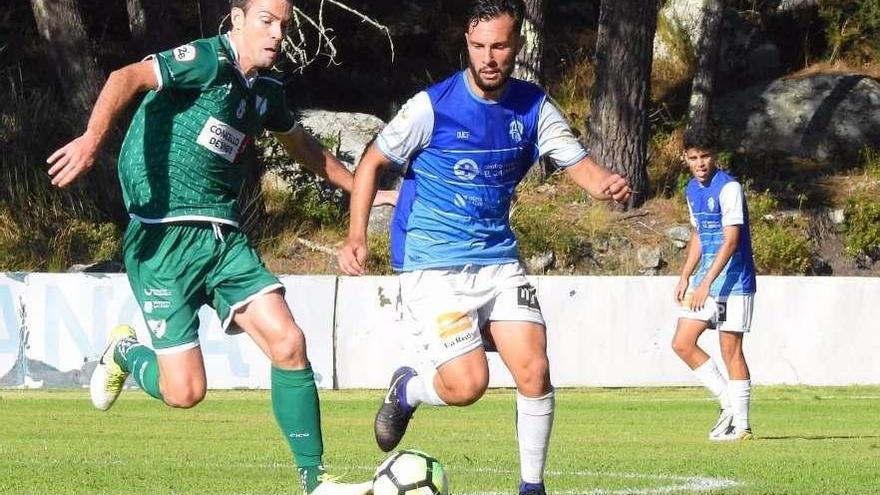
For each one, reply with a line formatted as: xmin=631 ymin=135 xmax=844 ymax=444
xmin=460 ymin=71 xmax=511 ymax=105
xmin=221 ymin=33 xmax=259 ymax=88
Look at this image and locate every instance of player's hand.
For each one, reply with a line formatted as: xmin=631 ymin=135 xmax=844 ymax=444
xmin=674 ymin=278 xmax=689 ymax=304
xmin=599 ymin=173 xmax=631 ymax=204
xmin=372 ymin=189 xmax=398 ymax=207
xmin=47 ymin=132 xmax=100 ymax=188
xmin=338 ymin=237 xmax=369 ymax=276
xmin=690 ymin=283 xmax=710 ymax=311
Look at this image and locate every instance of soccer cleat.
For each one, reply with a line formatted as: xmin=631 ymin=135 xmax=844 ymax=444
xmin=374 ymin=366 xmax=418 ymax=452
xmin=519 ymin=481 xmax=547 ymax=495
xmin=708 ymin=408 xmax=734 ymax=439
xmin=89 ymin=325 xmax=137 ymax=411
xmin=710 ymin=424 xmax=753 ymax=442
xmin=306 ymin=471 xmax=372 ymax=495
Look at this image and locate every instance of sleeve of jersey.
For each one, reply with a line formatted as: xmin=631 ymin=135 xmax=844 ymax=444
xmin=536 ymin=98 xmax=588 ymax=168
xmin=263 ymin=81 xmax=298 ymax=133
xmin=719 ymin=182 xmax=745 ymax=226
xmin=375 ymin=91 xmax=433 ymax=167
xmin=687 ymin=201 xmax=697 ymax=228
xmin=152 ymin=41 xmax=218 ymax=91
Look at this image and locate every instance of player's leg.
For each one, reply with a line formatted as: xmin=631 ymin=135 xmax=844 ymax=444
xmin=212 ymin=230 xmax=363 ymax=494
xmin=374 ymin=267 xmax=492 ymax=452
xmin=672 ymin=307 xmax=733 ymax=437
xmin=714 ymin=295 xmax=754 ymax=441
xmin=484 ymin=273 xmax=551 ymax=495
xmin=91 ymin=222 xmax=208 ymax=410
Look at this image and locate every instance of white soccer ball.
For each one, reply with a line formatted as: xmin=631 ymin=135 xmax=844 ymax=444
xmin=372 ymin=450 xmax=449 ymax=495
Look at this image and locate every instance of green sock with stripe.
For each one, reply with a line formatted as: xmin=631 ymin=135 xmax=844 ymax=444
xmin=115 ymin=341 xmax=163 ymax=400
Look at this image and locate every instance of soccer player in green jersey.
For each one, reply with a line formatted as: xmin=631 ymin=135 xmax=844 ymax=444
xmin=46 ymin=1 xmax=392 ymax=493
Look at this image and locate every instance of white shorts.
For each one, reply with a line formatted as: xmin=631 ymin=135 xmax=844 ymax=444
xmin=398 ymin=262 xmax=545 ymax=368
xmin=677 ymin=294 xmax=755 ymax=332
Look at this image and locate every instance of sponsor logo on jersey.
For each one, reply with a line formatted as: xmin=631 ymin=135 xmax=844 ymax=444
xmin=173 ymin=44 xmax=197 ymax=62
xmin=509 ymin=119 xmax=524 ymax=143
xmin=453 ymin=158 xmax=479 ymax=181
xmin=456 ymin=130 xmax=470 ymax=140
xmin=197 ymin=116 xmax=246 ymax=163
xmin=146 ymin=319 xmax=167 ymax=338
xmin=436 ymin=312 xmax=472 ymax=340
xmin=144 ymin=288 xmax=171 ymax=297
xmin=236 ymin=99 xmax=246 ymax=119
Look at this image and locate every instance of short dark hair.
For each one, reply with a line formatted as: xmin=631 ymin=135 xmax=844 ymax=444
xmin=682 ymin=128 xmax=717 ymax=152
xmin=231 ymin=0 xmax=291 ymax=13
xmin=465 ymin=0 xmax=526 ymax=33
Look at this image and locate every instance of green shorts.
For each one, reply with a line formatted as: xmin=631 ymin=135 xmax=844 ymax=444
xmin=123 ymin=220 xmax=283 ymax=353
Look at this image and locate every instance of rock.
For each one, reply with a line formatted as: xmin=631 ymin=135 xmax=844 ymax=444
xmin=827 ymin=208 xmax=846 ymax=225
xmin=666 ymin=225 xmax=691 ymax=249
xmin=637 ymin=246 xmax=662 ymax=269
xmin=368 ymin=205 xmax=396 ymax=235
xmin=297 ymin=110 xmax=387 ymax=171
xmin=67 ymin=261 xmax=125 ymax=273
xmin=526 ymin=251 xmax=555 ymax=274
xmin=716 ymin=74 xmax=880 ymax=161
xmin=810 ymin=255 xmax=833 ymax=275
xmin=654 ymin=1 xmax=780 ymax=85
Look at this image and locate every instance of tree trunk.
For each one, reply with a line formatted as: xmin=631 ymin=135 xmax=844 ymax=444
xmin=515 ymin=0 xmax=545 ymax=84
xmin=126 ymin=0 xmax=176 ymax=55
xmin=29 ymin=0 xmax=104 ymax=124
xmin=686 ymin=0 xmax=723 ymax=138
xmin=199 ymin=0 xmax=231 ymax=38
xmin=588 ymin=0 xmax=658 ymax=209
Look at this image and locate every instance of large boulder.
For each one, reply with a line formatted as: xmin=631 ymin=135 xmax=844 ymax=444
xmin=715 ymin=74 xmax=880 ymax=161
xmin=654 ymin=0 xmax=781 ymax=84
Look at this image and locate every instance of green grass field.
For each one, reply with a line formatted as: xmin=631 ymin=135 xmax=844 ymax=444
xmin=1 ymin=387 xmax=878 ymax=494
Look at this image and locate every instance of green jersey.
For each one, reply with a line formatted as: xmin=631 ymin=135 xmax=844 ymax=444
xmin=118 ymin=34 xmax=296 ymax=225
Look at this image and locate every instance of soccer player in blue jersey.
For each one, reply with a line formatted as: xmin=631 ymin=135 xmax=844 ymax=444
xmin=338 ymin=1 xmax=631 ymax=493
xmin=672 ymin=131 xmax=757 ymax=442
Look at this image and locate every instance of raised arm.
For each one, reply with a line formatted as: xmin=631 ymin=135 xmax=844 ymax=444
xmin=47 ymin=60 xmax=158 ymax=188
xmin=337 ymin=144 xmax=394 ymax=276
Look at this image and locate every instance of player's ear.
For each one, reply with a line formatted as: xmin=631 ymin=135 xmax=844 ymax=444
xmin=231 ymin=7 xmax=246 ymax=31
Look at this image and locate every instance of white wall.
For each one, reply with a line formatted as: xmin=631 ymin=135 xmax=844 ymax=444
xmin=1 ymin=274 xmax=879 ymax=388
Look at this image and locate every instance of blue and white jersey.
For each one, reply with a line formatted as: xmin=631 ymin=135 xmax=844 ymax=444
xmin=377 ymin=71 xmax=588 ymax=271
xmin=686 ymin=170 xmax=757 ymax=296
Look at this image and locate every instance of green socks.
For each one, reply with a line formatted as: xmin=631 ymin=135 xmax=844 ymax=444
xmin=271 ymin=366 xmax=325 ymax=493
xmin=115 ymin=341 xmax=163 ymax=400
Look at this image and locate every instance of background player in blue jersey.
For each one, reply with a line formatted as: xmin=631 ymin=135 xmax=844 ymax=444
xmin=338 ymin=1 xmax=631 ymax=493
xmin=672 ymin=131 xmax=757 ymax=442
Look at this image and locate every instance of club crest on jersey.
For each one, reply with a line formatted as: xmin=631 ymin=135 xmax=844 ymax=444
xmin=509 ymin=119 xmax=524 ymax=143
xmin=255 ymin=95 xmax=268 ymax=116
xmin=707 ymin=197 xmax=716 ymax=211
xmin=453 ymin=159 xmax=479 ymax=181
xmin=173 ymin=44 xmax=197 ymax=62
xmin=146 ymin=319 xmax=167 ymax=338
xmin=236 ymin=99 xmax=246 ymax=119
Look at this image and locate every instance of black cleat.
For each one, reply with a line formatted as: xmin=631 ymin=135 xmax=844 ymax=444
xmin=374 ymin=366 xmax=417 ymax=452
xmin=519 ymin=481 xmax=546 ymax=495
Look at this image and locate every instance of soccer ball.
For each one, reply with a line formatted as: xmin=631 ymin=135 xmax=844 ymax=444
xmin=372 ymin=450 xmax=449 ymax=495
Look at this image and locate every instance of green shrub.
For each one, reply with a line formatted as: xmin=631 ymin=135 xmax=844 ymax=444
xmin=366 ymin=233 xmax=393 ymax=275
xmin=819 ymin=0 xmax=880 ymax=62
xmin=844 ymin=195 xmax=880 ymax=258
xmin=747 ymin=191 xmax=813 ymax=274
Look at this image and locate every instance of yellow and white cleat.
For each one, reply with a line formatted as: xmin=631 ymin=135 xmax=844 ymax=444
xmin=710 ymin=425 xmax=753 ymax=442
xmin=89 ymin=325 xmax=137 ymax=411
xmin=310 ymin=474 xmax=372 ymax=495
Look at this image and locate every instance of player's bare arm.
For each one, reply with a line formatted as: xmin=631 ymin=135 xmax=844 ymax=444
xmin=275 ymin=127 xmax=398 ymax=209
xmin=689 ymin=225 xmax=741 ymax=310
xmin=47 ymin=60 xmax=158 ymax=188
xmin=563 ymin=156 xmax=631 ymax=204
xmin=338 ymin=144 xmax=392 ymax=276
xmin=675 ymin=232 xmax=702 ymax=304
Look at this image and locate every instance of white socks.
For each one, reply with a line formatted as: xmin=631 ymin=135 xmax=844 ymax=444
xmin=694 ymin=358 xmax=731 ymax=410
xmin=728 ymin=379 xmax=751 ymax=429
xmin=404 ymin=368 xmax=447 ymax=408
xmin=516 ymin=389 xmax=555 ymax=484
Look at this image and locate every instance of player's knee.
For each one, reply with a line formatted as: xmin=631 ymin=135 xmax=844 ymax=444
xmin=267 ymin=325 xmax=307 ymax=368
xmin=444 ymin=377 xmax=488 ymax=406
xmin=513 ymin=357 xmax=550 ymax=396
xmin=671 ymin=337 xmax=694 ymax=358
xmin=163 ymin=385 xmax=206 ymax=409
